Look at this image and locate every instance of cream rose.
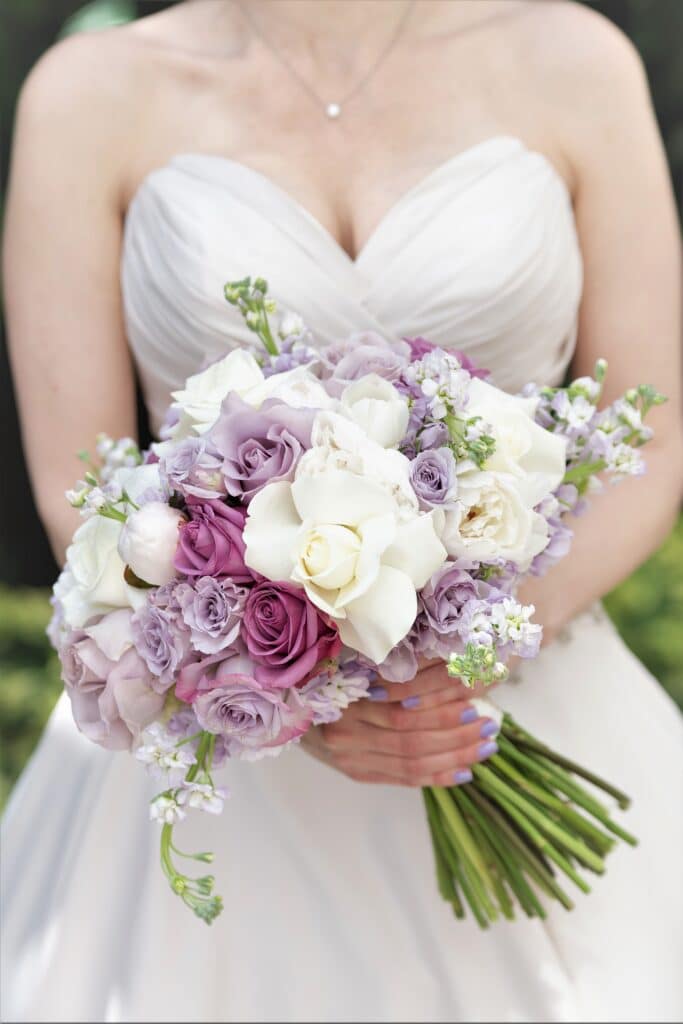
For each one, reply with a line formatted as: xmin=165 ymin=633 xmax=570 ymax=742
xmin=169 ymin=350 xmax=265 ymax=439
xmin=118 ymin=501 xmax=185 ymax=586
xmin=339 ymin=374 xmax=409 ymax=448
xmin=439 ymin=470 xmax=550 ymax=569
xmin=243 ymin=469 xmax=446 ymax=664
xmin=466 ymin=377 xmax=567 ymax=506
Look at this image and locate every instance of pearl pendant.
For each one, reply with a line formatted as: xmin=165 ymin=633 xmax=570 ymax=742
xmin=325 ymin=102 xmax=342 ymax=120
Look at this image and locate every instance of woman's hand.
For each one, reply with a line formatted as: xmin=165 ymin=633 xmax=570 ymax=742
xmin=300 ymin=662 xmax=500 ymax=788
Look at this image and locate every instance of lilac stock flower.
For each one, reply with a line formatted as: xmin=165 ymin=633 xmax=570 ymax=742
xmin=174 ymin=498 xmax=252 ymax=582
xmin=208 ymin=394 xmax=314 ymax=503
xmin=131 ymin=603 xmax=189 ymax=691
xmin=409 ymin=447 xmax=458 ymax=510
xmin=377 ymin=635 xmax=419 ymax=683
xmin=242 ymin=581 xmax=342 ymax=688
xmin=263 ymin=337 xmax=318 ymax=377
xmin=405 ymin=336 xmax=437 ymax=361
xmin=159 ymin=436 xmax=226 ymax=499
xmin=298 ymin=658 xmax=375 ymax=723
xmin=176 ymin=576 xmax=248 ymax=654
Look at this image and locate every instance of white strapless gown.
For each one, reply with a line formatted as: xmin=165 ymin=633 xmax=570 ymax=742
xmin=2 ymin=137 xmax=682 ymax=1023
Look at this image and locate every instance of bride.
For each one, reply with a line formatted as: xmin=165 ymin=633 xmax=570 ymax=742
xmin=2 ymin=1 xmax=682 ymax=1021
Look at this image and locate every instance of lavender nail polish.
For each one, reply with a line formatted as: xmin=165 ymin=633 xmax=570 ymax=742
xmin=401 ymin=695 xmax=420 ymax=710
xmin=460 ymin=706 xmax=478 ymax=725
xmin=453 ymin=769 xmax=473 ymax=785
xmin=477 ymin=740 xmax=499 ymax=761
xmin=480 ymin=719 xmax=499 ymax=739
xmin=368 ymin=685 xmax=388 ymax=702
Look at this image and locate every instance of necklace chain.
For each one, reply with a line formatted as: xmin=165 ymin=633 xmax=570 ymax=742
xmin=239 ymin=0 xmax=415 ymax=120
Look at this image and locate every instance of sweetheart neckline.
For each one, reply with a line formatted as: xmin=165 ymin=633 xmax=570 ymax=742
xmin=125 ymin=134 xmax=574 ymax=267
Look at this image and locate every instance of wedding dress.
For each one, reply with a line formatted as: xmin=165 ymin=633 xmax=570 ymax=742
xmin=2 ymin=136 xmax=682 ymax=1023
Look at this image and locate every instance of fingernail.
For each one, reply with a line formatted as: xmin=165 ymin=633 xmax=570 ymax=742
xmin=401 ymin=695 xmax=420 ymax=709
xmin=480 ymin=719 xmax=499 ymax=739
xmin=366 ymin=669 xmax=379 ymax=682
xmin=460 ymin=706 xmax=478 ymax=725
xmin=477 ymin=741 xmax=498 ymax=761
xmin=453 ymin=769 xmax=473 ymax=785
xmin=368 ymin=685 xmax=388 ymax=702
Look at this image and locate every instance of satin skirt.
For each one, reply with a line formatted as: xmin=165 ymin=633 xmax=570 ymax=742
xmin=2 ymin=606 xmax=682 ymax=1023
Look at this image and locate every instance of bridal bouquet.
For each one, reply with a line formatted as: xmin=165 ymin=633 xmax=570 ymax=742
xmin=50 ymin=276 xmax=662 ymax=925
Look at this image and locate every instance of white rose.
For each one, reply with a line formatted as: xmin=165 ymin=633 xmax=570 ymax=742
xmin=466 ymin=377 xmax=567 ymax=506
xmin=439 ymin=470 xmax=549 ymax=569
xmin=169 ymin=350 xmax=265 ymax=438
xmin=300 ymin=411 xmax=418 ymax=519
xmin=243 ymin=365 xmax=336 ymax=410
xmin=61 ymin=516 xmax=147 ymax=629
xmin=118 ymin=502 xmax=185 ymax=586
xmin=243 ymin=470 xmax=446 ymax=664
xmin=340 ymin=374 xmax=409 ymax=448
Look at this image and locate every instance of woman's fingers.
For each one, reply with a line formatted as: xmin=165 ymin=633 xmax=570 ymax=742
xmin=322 ymin=716 xmax=499 ymax=760
xmin=366 ymin=662 xmax=473 ymax=705
xmin=357 ymin=695 xmax=480 ymax=733
xmin=333 ymin=737 xmax=498 ymax=787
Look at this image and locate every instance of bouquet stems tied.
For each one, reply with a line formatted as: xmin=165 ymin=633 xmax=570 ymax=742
xmin=424 ymin=713 xmax=637 ymax=927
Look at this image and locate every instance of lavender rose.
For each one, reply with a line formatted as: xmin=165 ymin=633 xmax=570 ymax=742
xmin=193 ymin=674 xmax=312 ymax=758
xmin=208 ymin=394 xmax=314 ymax=504
xmin=409 ymin=447 xmax=458 ymax=509
xmin=131 ymin=603 xmax=189 ymax=691
xmin=176 ymin=576 xmax=248 ymax=654
xmin=242 ymin=581 xmax=342 ymax=688
xmin=420 ymin=563 xmax=478 ymax=655
xmin=174 ymin=498 xmax=252 ymax=582
xmin=158 ymin=436 xmax=226 ymax=499
xmin=61 ymin=609 xmax=164 ymax=750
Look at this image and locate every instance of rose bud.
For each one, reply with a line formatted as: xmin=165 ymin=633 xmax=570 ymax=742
xmin=118 ymin=502 xmax=185 ymax=586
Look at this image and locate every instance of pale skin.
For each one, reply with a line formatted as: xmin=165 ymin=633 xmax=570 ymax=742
xmin=4 ymin=0 xmax=681 ymax=787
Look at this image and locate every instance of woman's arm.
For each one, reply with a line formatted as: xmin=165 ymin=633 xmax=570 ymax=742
xmin=3 ymin=35 xmax=140 ymax=563
xmin=304 ymin=14 xmax=682 ymax=786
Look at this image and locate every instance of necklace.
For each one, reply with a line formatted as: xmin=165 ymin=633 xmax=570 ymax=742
xmin=239 ymin=1 xmax=415 ymax=120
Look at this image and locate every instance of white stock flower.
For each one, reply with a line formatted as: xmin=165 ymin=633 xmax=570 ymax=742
xmin=169 ymin=350 xmax=265 ymax=438
xmin=118 ymin=502 xmax=185 ymax=586
xmin=339 ymin=374 xmax=409 ymax=448
xmin=467 ymin=377 xmax=567 ymax=506
xmin=136 ymin=722 xmax=197 ymax=785
xmin=243 ymin=469 xmax=446 ymax=664
xmin=177 ymin=782 xmax=227 ymax=815
xmin=439 ymin=469 xmax=550 ymax=569
xmin=149 ymin=794 xmax=186 ymax=825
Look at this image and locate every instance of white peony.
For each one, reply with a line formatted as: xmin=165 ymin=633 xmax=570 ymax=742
xmin=466 ymin=377 xmax=567 ymax=506
xmin=118 ymin=501 xmax=185 ymax=586
xmin=439 ymin=469 xmax=550 ymax=569
xmin=60 ymin=515 xmax=147 ymax=629
xmin=299 ymin=411 xmax=419 ymax=520
xmin=339 ymin=374 xmax=409 ymax=448
xmin=243 ymin=365 xmax=336 ymax=411
xmin=243 ymin=470 xmax=446 ymax=664
xmin=169 ymin=350 xmax=265 ymax=438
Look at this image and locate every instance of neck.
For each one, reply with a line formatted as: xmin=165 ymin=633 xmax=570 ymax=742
xmin=240 ymin=0 xmax=412 ymax=47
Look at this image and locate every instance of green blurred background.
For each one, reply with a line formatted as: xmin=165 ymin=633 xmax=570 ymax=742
xmin=0 ymin=0 xmax=681 ymax=809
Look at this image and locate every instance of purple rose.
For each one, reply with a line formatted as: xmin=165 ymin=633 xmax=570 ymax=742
xmin=159 ymin=436 xmax=226 ymax=499
xmin=131 ymin=603 xmax=189 ymax=690
xmin=242 ymin=581 xmax=342 ymax=688
xmin=61 ymin=609 xmax=165 ymax=751
xmin=174 ymin=498 xmax=251 ymax=582
xmin=193 ymin=674 xmax=312 ymax=756
xmin=209 ymin=395 xmax=314 ymax=504
xmin=409 ymin=447 xmax=458 ymax=509
xmin=176 ymin=576 xmax=248 ymax=654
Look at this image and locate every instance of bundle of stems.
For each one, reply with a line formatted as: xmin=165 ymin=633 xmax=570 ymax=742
xmin=424 ymin=714 xmax=637 ymax=926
